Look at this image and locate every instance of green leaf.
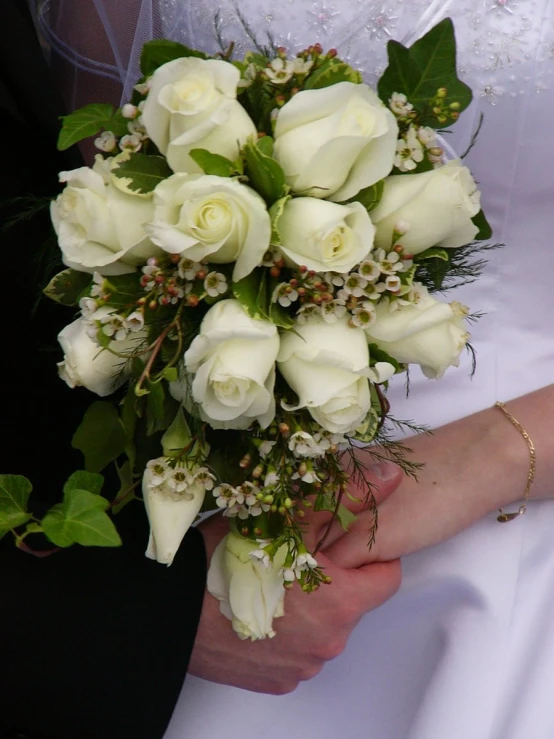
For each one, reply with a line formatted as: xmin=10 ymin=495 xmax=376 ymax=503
xmin=305 ymin=59 xmax=362 ymax=90
xmin=353 ymin=407 xmax=381 ymax=443
xmin=103 ymin=272 xmax=143 ymax=309
xmin=269 ymin=195 xmax=290 ymax=245
xmin=43 ymin=269 xmax=93 ymax=306
xmin=140 ymin=39 xmax=208 ymax=77
xmin=0 ymin=476 xmax=32 ymax=532
xmin=58 ymin=103 xmax=115 ymax=151
xmin=189 ymin=149 xmax=237 ymax=177
xmin=256 ymin=135 xmax=274 ymax=157
xmin=63 ymin=471 xmax=104 ymax=496
xmin=161 ymin=367 xmax=178 ymax=383
xmin=42 ymin=489 xmax=121 ymax=548
xmin=414 ymin=247 xmax=450 ymax=262
xmin=111 ymin=153 xmax=173 ymax=195
xmin=232 ymin=268 xmax=270 ymax=321
xmin=377 ymin=18 xmax=472 ymax=128
xmin=72 ymin=402 xmax=127 ymax=473
xmin=243 ymin=137 xmax=287 ymax=206
xmin=268 ymin=276 xmax=295 ymax=329
xmin=346 ymin=180 xmax=384 ymax=211
xmin=472 ymin=209 xmax=493 ymax=241
xmin=367 ymin=343 xmax=402 ymax=373
xmin=145 ymin=381 xmax=168 ymax=436
xmin=336 ymin=503 xmax=358 ymax=532
xmin=162 ymin=407 xmax=192 ymax=457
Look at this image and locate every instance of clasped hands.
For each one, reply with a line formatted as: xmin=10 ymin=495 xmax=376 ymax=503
xmin=189 ymin=459 xmax=406 ymax=695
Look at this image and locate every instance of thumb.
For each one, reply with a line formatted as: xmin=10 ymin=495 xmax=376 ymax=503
xmin=301 ymin=461 xmax=403 ymax=552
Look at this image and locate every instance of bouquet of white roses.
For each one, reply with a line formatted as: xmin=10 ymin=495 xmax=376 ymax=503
xmin=1 ymin=18 xmax=491 ymax=640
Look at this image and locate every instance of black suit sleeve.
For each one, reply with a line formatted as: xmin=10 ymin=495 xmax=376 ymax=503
xmin=0 ymin=3 xmax=206 ymax=737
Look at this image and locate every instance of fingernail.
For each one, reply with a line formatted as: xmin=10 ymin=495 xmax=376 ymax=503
xmin=367 ymin=462 xmax=399 ymax=481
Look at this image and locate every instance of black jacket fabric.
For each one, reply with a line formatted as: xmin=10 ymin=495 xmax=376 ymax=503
xmin=0 ymin=3 xmax=206 ymax=737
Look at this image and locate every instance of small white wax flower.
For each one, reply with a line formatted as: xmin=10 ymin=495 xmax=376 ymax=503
xmin=119 ymin=133 xmax=143 ymax=152
xmin=124 ymin=311 xmax=145 ymax=332
xmin=265 ymin=57 xmax=296 ymax=84
xmin=122 ymin=103 xmax=138 ymax=119
xmin=79 ymin=297 xmax=98 ymax=319
xmin=357 ymin=260 xmax=381 ymax=282
xmin=385 ymin=275 xmax=402 ymax=292
xmin=99 ymin=312 xmax=128 ymax=341
xmin=417 ymin=126 xmax=437 ymax=147
xmin=94 ymin=131 xmax=117 ymax=152
xmin=258 ymin=440 xmax=276 ymax=458
xmin=292 ymin=57 xmax=314 ymax=75
xmin=394 ymin=125 xmax=425 ymax=172
xmin=204 ymin=271 xmax=228 ymax=298
xmin=389 ymin=92 xmax=413 ymax=117
xmin=178 ymin=258 xmax=202 ymax=281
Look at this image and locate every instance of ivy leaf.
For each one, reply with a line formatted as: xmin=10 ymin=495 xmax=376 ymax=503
xmin=145 ymin=381 xmax=167 ymax=436
xmin=0 ymin=476 xmax=32 ymax=533
xmin=140 ymin=39 xmax=208 ymax=77
xmin=111 ymin=153 xmax=173 ymax=195
xmin=63 ymin=471 xmax=104 ymax=497
xmin=43 ymin=269 xmax=93 ymax=306
xmin=346 ymin=180 xmax=384 ymax=212
xmin=233 ymin=268 xmax=270 ymax=321
xmin=377 ymin=18 xmax=472 ymax=128
xmin=189 ymin=149 xmax=237 ymax=177
xmin=353 ymin=407 xmax=381 ymax=444
xmin=58 ymin=103 xmax=116 ymax=151
xmin=414 ymin=247 xmax=450 ymax=262
xmin=243 ymin=137 xmax=287 ymax=206
xmin=42 ymin=489 xmax=121 ymax=548
xmin=305 ymin=59 xmax=362 ymax=90
xmin=269 ymin=195 xmax=290 ymax=245
xmin=72 ymin=402 xmax=127 ymax=473
xmin=472 ymin=209 xmax=493 ymax=241
xmin=103 ymin=272 xmax=143 ymax=310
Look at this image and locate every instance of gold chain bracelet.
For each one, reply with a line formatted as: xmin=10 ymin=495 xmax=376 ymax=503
xmin=495 ymin=401 xmax=537 ymax=523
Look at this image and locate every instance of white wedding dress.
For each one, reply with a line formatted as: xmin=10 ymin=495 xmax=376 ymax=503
xmin=39 ymin=0 xmax=554 ymax=737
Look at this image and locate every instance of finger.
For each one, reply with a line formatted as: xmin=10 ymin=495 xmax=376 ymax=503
xmin=353 ymin=559 xmax=403 ymax=611
xmin=323 ymin=508 xmax=387 ymax=568
xmin=343 ymin=460 xmax=403 ymax=514
xmin=301 ymin=462 xmax=403 ymax=552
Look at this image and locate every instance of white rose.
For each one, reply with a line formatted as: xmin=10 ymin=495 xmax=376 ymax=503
xmin=365 ymin=287 xmax=470 ymax=379
xmin=51 ymin=160 xmax=158 ymax=276
xmin=277 ymin=315 xmax=395 ymax=435
xmin=277 ymin=197 xmax=375 ymax=273
xmin=273 ymin=82 xmax=398 ymax=202
xmin=143 ymin=460 xmax=206 ymax=566
xmin=371 ymin=160 xmax=481 ymax=254
xmin=141 ymin=57 xmax=256 ymax=173
xmin=207 ymin=532 xmax=287 ymax=640
xmin=57 ymin=311 xmax=141 ymax=396
xmin=182 ymin=300 xmax=279 ymax=430
xmin=147 ymin=174 xmax=271 ymax=281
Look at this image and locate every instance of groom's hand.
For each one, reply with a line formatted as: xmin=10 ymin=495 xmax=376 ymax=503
xmin=188 ymin=462 xmax=402 ymax=695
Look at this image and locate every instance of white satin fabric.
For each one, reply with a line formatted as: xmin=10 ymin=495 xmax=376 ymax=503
xmin=38 ymin=0 xmax=554 ymax=736
xmin=166 ymin=2 xmax=554 ymax=738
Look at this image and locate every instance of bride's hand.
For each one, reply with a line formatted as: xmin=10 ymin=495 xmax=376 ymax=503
xmin=327 ymin=385 xmax=554 ymax=567
xmin=189 ymin=463 xmax=403 ymax=694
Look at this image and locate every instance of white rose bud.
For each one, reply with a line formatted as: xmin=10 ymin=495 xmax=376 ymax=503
xmin=143 ymin=461 xmax=206 ymax=566
xmin=273 ymin=82 xmax=398 ymax=202
xmin=277 ymin=197 xmax=375 ymax=273
xmin=182 ymin=300 xmax=280 ymax=430
xmin=365 ymin=286 xmax=470 ymax=379
xmin=51 ymin=160 xmax=159 ymax=276
xmin=57 ymin=311 xmax=143 ymax=396
xmin=207 ymin=532 xmax=288 ymax=640
xmin=278 ymin=315 xmax=395 ymax=435
xmin=371 ymin=160 xmax=481 ymax=254
xmin=147 ymin=174 xmax=271 ymax=282
xmin=141 ymin=57 xmax=256 ymax=173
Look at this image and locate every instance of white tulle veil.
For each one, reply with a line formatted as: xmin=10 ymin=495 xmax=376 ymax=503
xmin=35 ymin=0 xmax=192 ymax=109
